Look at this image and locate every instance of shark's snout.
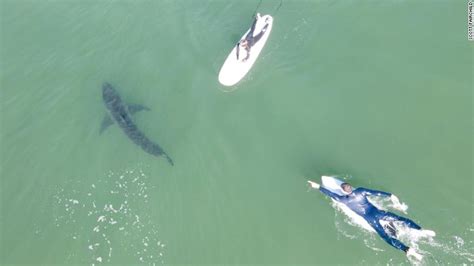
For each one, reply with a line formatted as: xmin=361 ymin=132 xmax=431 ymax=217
xmin=102 ymin=83 xmax=120 ymax=105
xmin=102 ymin=82 xmax=114 ymax=96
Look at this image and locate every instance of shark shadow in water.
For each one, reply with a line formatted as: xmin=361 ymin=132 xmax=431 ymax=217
xmin=100 ymin=82 xmax=174 ymax=165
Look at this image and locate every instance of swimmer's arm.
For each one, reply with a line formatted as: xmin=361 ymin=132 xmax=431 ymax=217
xmin=358 ymin=188 xmax=392 ymax=198
xmin=307 ymin=180 xmax=342 ymax=200
xmin=308 ymin=180 xmax=341 ymax=200
xmin=236 ymin=43 xmax=240 ymax=60
xmin=359 ymin=188 xmax=406 ymax=212
xmin=243 ymin=52 xmax=250 ymax=61
xmin=319 ymin=186 xmax=343 ymax=200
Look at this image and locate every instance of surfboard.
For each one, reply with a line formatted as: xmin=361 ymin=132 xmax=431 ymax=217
xmin=321 ymin=176 xmax=347 ymax=196
xmin=218 ymin=14 xmax=273 ymax=88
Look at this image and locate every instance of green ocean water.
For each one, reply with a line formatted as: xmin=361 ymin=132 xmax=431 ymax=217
xmin=1 ymin=0 xmax=472 ymax=264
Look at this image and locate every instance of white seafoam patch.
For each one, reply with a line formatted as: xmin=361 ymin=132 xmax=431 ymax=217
xmin=330 ymin=195 xmax=474 ymax=265
xmin=53 ymin=167 xmax=165 ymax=264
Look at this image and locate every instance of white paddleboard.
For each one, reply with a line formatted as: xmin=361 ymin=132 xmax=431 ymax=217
xmin=218 ymin=14 xmax=273 ymax=87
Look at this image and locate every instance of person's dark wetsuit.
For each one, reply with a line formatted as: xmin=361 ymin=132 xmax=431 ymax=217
xmin=236 ymin=15 xmax=269 ymax=61
xmin=319 ymin=187 xmax=422 ymax=252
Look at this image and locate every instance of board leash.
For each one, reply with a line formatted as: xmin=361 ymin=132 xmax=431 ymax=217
xmin=273 ymin=0 xmax=283 ymax=14
xmin=252 ymin=0 xmax=263 ymax=17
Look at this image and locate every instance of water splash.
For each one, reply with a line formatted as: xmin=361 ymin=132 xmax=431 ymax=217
xmin=330 ymin=200 xmax=473 ymax=264
xmin=368 ymin=196 xmax=408 ymax=215
xmin=53 ymin=167 xmax=165 ymax=264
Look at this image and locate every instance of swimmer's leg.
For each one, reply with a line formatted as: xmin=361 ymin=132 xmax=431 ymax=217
xmin=369 ymin=219 xmax=409 ymax=252
xmin=245 ymin=16 xmax=259 ymax=39
xmin=384 ymin=212 xmax=421 ymax=230
xmin=251 ymin=24 xmax=269 ymax=45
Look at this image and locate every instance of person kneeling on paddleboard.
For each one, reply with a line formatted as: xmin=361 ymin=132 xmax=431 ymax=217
xmin=236 ymin=13 xmax=270 ymax=62
xmin=308 ymin=179 xmax=435 ymax=260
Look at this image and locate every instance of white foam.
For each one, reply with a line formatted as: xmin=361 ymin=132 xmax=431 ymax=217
xmin=454 ymin=235 xmax=464 ymax=247
xmin=331 ymin=200 xmax=440 ymax=263
xmin=69 ymin=199 xmax=79 ymax=204
xmin=54 ymin=167 xmax=165 ymax=264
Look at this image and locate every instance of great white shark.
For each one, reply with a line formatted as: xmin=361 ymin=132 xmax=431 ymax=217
xmin=101 ymin=82 xmax=174 ymax=165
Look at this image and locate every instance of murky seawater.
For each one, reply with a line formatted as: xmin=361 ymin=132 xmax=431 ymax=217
xmin=1 ymin=0 xmax=472 ymax=264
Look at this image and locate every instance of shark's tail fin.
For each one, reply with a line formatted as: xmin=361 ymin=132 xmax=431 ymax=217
xmin=165 ymin=154 xmax=174 ymax=166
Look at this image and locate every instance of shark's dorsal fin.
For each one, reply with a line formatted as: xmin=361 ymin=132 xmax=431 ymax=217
xmin=100 ymin=104 xmax=150 ymax=134
xmin=128 ymin=104 xmax=151 ymax=114
xmin=100 ymin=115 xmax=114 ymax=134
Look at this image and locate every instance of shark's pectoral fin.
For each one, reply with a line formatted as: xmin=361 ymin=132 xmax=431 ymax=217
xmin=128 ymin=104 xmax=151 ymax=115
xmin=100 ymin=115 xmax=114 ymax=134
